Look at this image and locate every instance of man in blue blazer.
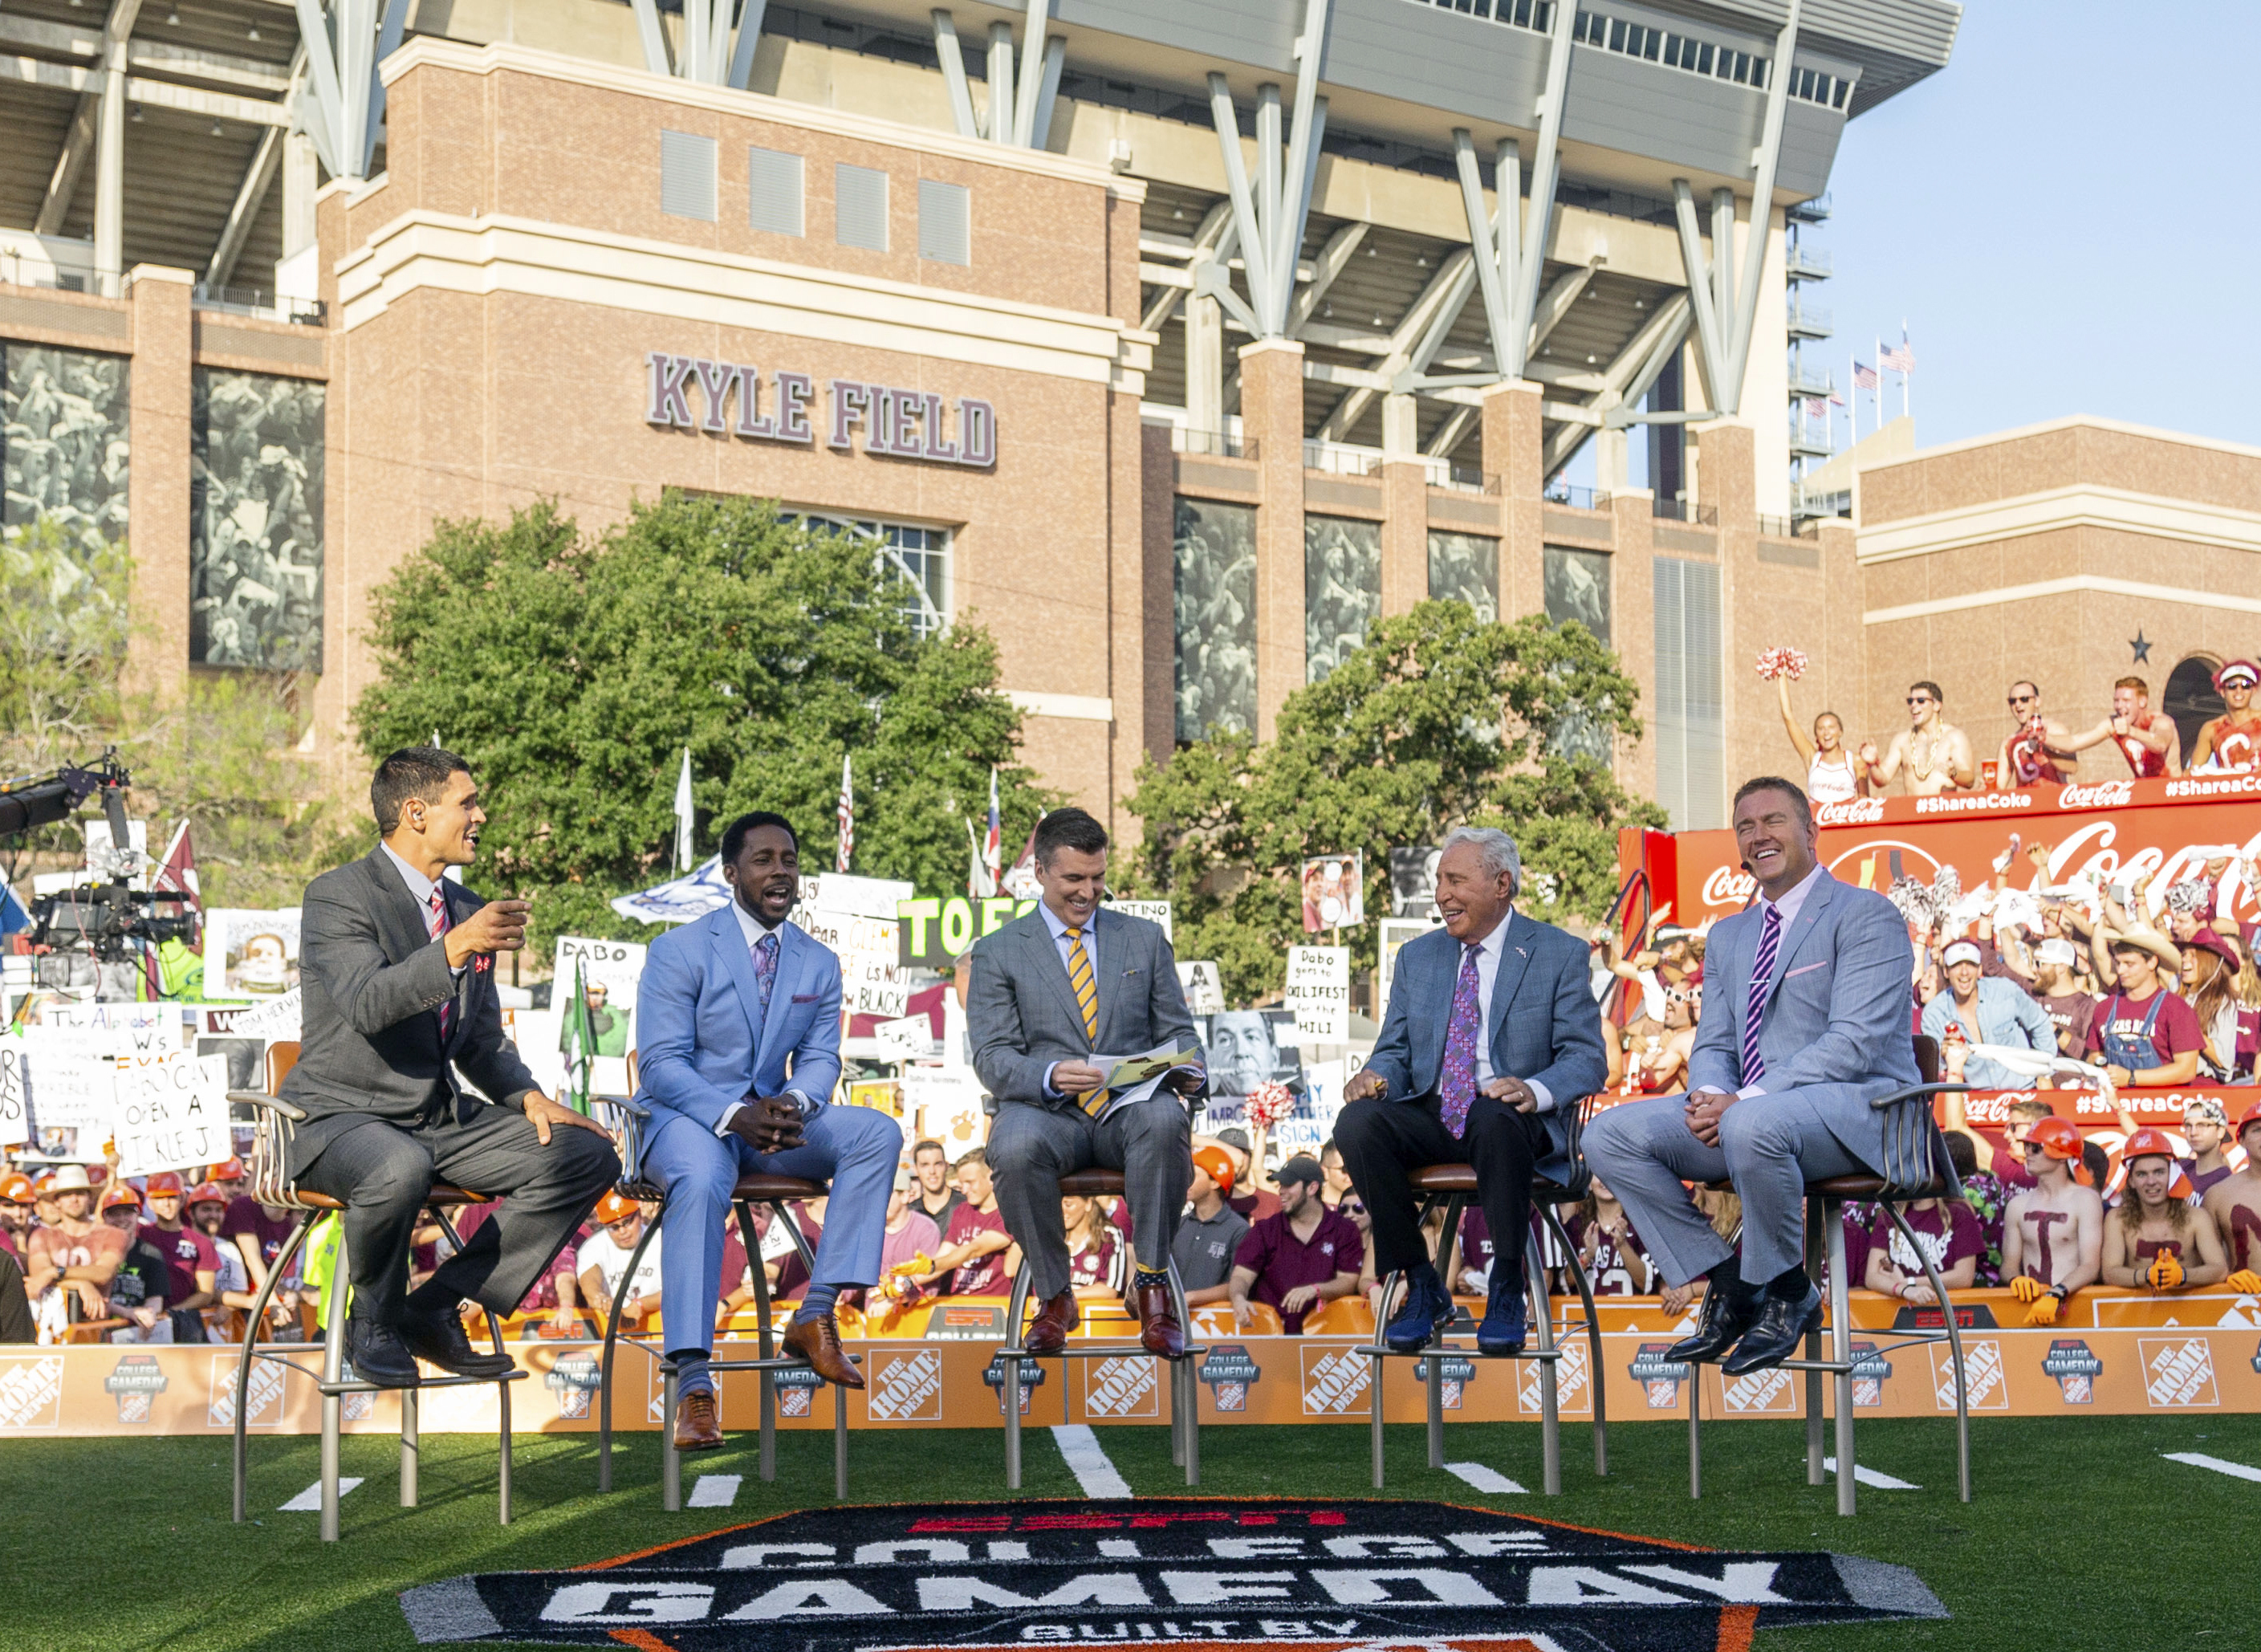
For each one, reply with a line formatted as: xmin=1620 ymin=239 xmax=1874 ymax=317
xmin=636 ymin=811 xmax=901 ymax=1449
xmin=1337 ymin=828 xmax=1607 ymax=1356
xmin=1585 ymin=776 xmax=1931 ymax=1376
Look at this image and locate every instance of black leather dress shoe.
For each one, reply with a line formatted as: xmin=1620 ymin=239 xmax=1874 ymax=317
xmin=400 ymin=1307 xmax=517 ymax=1379
xmin=1722 ymin=1285 xmax=1824 ymax=1376
xmin=343 ymin=1318 xmax=421 ymax=1389
xmin=1665 ymin=1280 xmax=1763 ymax=1365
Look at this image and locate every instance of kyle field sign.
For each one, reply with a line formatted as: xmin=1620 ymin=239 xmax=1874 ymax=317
xmin=400 ymin=1497 xmax=1946 ymax=1652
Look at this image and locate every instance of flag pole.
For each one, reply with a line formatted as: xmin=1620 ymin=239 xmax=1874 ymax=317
xmin=1901 ymin=319 xmax=1912 ymax=420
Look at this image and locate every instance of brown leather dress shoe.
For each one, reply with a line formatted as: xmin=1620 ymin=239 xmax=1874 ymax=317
xmin=1023 ymin=1288 xmax=1080 ymax=1354
xmin=673 ymin=1388 xmax=724 ymax=1451
xmin=782 ymin=1312 xmax=864 ymax=1388
xmin=1136 ymin=1280 xmax=1185 ymax=1358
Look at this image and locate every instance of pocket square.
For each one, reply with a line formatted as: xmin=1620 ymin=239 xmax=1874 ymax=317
xmin=1786 ymin=961 xmax=1829 ymax=979
xmin=789 ymin=992 xmax=821 ymax=1003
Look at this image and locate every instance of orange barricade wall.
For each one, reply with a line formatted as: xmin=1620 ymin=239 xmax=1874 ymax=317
xmin=8 ymin=1289 xmax=2256 ymax=1437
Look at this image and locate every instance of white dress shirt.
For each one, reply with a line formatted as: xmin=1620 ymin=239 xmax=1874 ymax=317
xmin=1455 ymin=908 xmax=1556 ymax=1114
xmin=715 ymin=898 xmax=816 ymax=1137
xmin=380 ymin=843 xmax=463 ymax=983
xmin=1737 ymin=861 xmax=1826 ymax=1099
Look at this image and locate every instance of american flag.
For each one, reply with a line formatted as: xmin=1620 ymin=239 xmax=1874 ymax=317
xmin=1852 ymin=360 xmax=1879 ymax=390
xmin=1880 ymin=336 xmax=1914 ymax=373
xmin=1803 ymin=396 xmax=1829 ymax=419
xmin=835 ymin=753 xmax=854 ymax=873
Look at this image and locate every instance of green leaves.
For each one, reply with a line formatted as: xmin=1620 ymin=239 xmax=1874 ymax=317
xmin=1125 ymin=600 xmax=1664 ymax=1005
xmin=353 ymin=494 xmax=1055 ymax=950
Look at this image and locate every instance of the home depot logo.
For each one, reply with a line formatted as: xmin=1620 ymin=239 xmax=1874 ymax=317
xmin=1516 ymin=1337 xmax=1591 ymax=1417
xmin=1932 ymin=1339 xmax=2008 ymax=1411
xmin=866 ymin=1351 xmax=945 ymax=1422
xmin=1629 ymin=1343 xmax=1690 ymax=1409
xmin=776 ymin=1367 xmax=823 ymax=1418
xmin=2042 ymin=1339 xmax=2103 ymax=1405
xmin=1299 ymin=1346 xmax=1370 ymax=1414
xmin=105 ymin=1354 xmax=168 ymax=1423
xmin=543 ymin=1353 xmax=600 ymax=1421
xmin=1081 ymin=1355 xmax=1159 ymax=1420
xmin=2140 ymin=1337 xmax=2219 ymax=1408
xmin=1198 ymin=1345 xmax=1260 ymax=1412
xmin=209 ymin=1352 xmax=283 ymax=1429
xmin=0 ymin=1357 xmax=66 ymax=1430
xmin=1721 ymin=1365 xmax=1797 ymax=1414
xmin=1413 ymin=1353 xmax=1476 ymax=1410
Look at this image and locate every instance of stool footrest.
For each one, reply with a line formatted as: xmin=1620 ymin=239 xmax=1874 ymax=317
xmin=674 ymin=1354 xmax=866 ymax=1377
xmin=318 ymin=1369 xmax=528 ymax=1397
xmin=997 ymin=1343 xmax=1210 ymax=1361
xmin=1360 ymin=1342 xmax=1567 ymax=1364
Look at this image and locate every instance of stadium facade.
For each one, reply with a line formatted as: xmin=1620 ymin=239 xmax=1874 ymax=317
xmin=0 ymin=0 xmax=2056 ymax=836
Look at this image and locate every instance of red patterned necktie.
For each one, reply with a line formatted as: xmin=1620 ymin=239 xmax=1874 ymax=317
xmin=426 ymin=888 xmax=454 ymax=1038
xmin=1438 ymin=943 xmax=1484 ymax=1138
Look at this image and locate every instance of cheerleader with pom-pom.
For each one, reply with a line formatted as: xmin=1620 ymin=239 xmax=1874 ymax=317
xmin=1758 ymin=647 xmax=1863 ymax=803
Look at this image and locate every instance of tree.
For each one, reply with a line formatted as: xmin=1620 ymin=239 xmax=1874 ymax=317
xmin=1124 ymin=600 xmax=1665 ymax=1005
xmin=354 ymin=493 xmax=1055 ymax=950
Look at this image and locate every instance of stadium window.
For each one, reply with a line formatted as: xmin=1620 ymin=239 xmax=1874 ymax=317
xmin=797 ymin=514 xmax=952 ymax=638
xmin=918 ymin=178 xmax=971 ymax=266
xmin=660 ymin=130 xmax=717 ymax=222
xmin=1697 ymin=42 xmax=1714 ymax=73
xmin=747 ymin=146 xmax=803 ymax=237
xmin=836 ymin=163 xmax=889 ymax=252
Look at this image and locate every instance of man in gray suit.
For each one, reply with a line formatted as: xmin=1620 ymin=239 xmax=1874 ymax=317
xmin=284 ymin=749 xmax=618 ymax=1388
xmin=967 ymin=808 xmax=1206 ymax=1356
xmin=1585 ymin=775 xmax=1926 ymax=1375
xmin=1336 ymin=828 xmax=1606 ymax=1356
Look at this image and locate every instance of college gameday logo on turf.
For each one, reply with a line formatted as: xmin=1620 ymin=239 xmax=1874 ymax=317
xmin=400 ymin=1498 xmax=1949 ymax=1650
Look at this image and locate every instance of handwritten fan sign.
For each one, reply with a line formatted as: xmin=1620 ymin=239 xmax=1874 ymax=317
xmin=113 ymin=1053 xmax=232 ymax=1178
xmin=0 ymin=1042 xmax=26 ymax=1149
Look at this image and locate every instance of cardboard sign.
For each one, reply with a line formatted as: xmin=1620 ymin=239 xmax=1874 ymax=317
xmin=1284 ymin=945 xmax=1351 ymax=1042
xmin=1102 ymin=897 xmax=1172 ymax=941
xmin=1175 ymin=959 xmax=1225 ymax=1015
xmin=0 ymin=1041 xmax=27 ymax=1149
xmin=113 ymin=1052 xmax=231 ymax=1177
xmin=872 ymin=1015 xmax=937 ymax=1060
xmin=202 ymin=909 xmax=302 ymax=1000
xmin=894 ymin=895 xmax=1031 ymax=968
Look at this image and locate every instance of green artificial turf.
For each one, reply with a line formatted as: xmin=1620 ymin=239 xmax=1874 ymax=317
xmin=2 ymin=1413 xmax=2251 ymax=1650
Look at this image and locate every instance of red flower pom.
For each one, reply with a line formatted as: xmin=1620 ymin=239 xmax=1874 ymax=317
xmin=1245 ymin=1080 xmax=1295 ymax=1129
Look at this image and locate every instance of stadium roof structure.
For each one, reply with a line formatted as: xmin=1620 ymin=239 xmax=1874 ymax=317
xmin=0 ymin=0 xmax=1958 ymax=480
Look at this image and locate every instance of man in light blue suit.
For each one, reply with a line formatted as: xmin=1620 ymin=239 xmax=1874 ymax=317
xmin=636 ymin=810 xmax=901 ymax=1451
xmin=1585 ymin=776 xmax=1930 ymax=1377
xmin=1336 ymin=828 xmax=1607 ymax=1357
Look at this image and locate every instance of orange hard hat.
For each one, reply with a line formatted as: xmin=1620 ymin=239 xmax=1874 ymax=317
xmin=100 ymin=1182 xmax=143 ymax=1211
xmin=593 ymin=1190 xmax=639 ymax=1225
xmin=145 ymin=1172 xmax=185 ymax=1199
xmin=210 ymin=1158 xmax=247 ymax=1182
xmin=0 ymin=1173 xmax=33 ymax=1205
xmin=188 ymin=1182 xmax=228 ymax=1207
xmin=2023 ymin=1116 xmax=2084 ymax=1161
xmin=2121 ymin=1126 xmax=2178 ymax=1164
xmin=1191 ymin=1144 xmax=1236 ymax=1196
xmin=2239 ymin=1101 xmax=2261 ymax=1137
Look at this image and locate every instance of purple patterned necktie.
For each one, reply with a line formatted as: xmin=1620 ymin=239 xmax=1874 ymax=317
xmin=752 ymin=930 xmax=779 ymax=1013
xmin=1743 ymin=902 xmax=1784 ymax=1084
xmin=1439 ymin=942 xmax=1484 ymax=1139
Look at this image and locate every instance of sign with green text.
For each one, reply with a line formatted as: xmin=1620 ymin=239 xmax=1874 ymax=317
xmin=896 ymin=896 xmax=1037 ymax=968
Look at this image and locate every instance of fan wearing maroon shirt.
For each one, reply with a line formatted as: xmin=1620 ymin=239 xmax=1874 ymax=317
xmin=222 ymin=1192 xmax=305 ymax=1335
xmin=2086 ymin=934 xmax=2202 ymax=1087
xmin=1227 ymin=1157 xmax=1362 ymax=1333
xmin=455 ymin=1198 xmax=584 ymax=1334
xmin=139 ymin=1173 xmax=220 ymax=1341
xmin=1860 ymin=1194 xmax=1981 ymax=1307
xmin=921 ymin=1150 xmax=1015 ymax=1296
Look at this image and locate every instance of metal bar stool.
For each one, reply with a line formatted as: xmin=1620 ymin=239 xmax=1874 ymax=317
xmin=226 ymin=1042 xmax=525 ymax=1544
xmin=1682 ymin=1036 xmax=1973 ymax=1516
xmin=596 ymin=1093 xmax=856 ymax=1506
xmin=1360 ymin=1166 xmax=1608 ymax=1495
xmin=996 ymin=1168 xmax=1206 ymax=1489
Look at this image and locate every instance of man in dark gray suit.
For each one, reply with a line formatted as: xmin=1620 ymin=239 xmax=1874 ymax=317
xmin=967 ymin=808 xmax=1206 ymax=1356
xmin=284 ymin=748 xmax=618 ymax=1387
xmin=1336 ymin=828 xmax=1607 ymax=1356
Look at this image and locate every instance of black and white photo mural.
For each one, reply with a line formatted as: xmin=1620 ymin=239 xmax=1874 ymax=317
xmin=2 ymin=344 xmax=130 ymax=555
xmin=1173 ymin=497 xmax=1257 ymax=742
xmin=1303 ymin=514 xmax=1380 ymax=684
xmin=191 ymin=368 xmax=325 ymax=670
xmin=1426 ymin=530 xmax=1498 ymax=624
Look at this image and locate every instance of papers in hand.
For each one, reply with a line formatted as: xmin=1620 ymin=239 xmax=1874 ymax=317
xmin=1074 ymin=1040 xmax=1205 ymax=1124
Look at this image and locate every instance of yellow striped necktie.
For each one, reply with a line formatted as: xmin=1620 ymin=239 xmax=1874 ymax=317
xmin=1063 ymin=924 xmax=1099 ymax=1041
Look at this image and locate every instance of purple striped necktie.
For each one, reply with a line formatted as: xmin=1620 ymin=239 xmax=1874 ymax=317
xmin=425 ymin=889 xmax=453 ymax=1039
xmin=1742 ymin=902 xmax=1784 ymax=1084
xmin=1438 ymin=942 xmax=1484 ymax=1139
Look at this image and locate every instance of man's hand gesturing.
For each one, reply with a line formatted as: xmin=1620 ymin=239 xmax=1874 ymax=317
xmin=728 ymin=1095 xmax=806 ymax=1154
xmin=446 ymin=898 xmax=529 ymax=967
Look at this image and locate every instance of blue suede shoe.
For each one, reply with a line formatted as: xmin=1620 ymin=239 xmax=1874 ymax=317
xmin=1383 ymin=1270 xmax=1453 ymax=1352
xmin=1476 ymin=1281 xmax=1529 ymax=1357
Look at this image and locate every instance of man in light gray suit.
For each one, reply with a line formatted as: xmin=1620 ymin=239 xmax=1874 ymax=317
xmin=967 ymin=808 xmax=1206 ymax=1357
xmin=1585 ymin=776 xmax=1926 ymax=1376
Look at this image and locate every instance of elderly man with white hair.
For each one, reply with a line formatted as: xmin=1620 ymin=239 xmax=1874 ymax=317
xmin=1336 ymin=828 xmax=1607 ymax=1356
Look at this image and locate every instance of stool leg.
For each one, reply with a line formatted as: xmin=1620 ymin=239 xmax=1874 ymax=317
xmin=1804 ymin=1198 xmax=1826 ymax=1487
xmin=1004 ymin=1353 xmax=1023 ymax=1491
xmin=319 ymin=1230 xmax=348 ymax=1544
xmin=498 ymin=1365 xmax=514 ymax=1526
xmin=1425 ymin=1355 xmax=1445 ymax=1469
xmin=234 ymin=1214 xmax=308 ymax=1523
xmin=1826 ymin=1206 xmax=1856 ymax=1517
xmin=662 ymin=1365 xmax=681 ymax=1512
xmin=1543 ymin=1203 xmax=1607 ymax=1479
xmin=401 ymin=1390 xmax=419 ymax=1506
xmin=1369 ymin=1272 xmax=1397 ymax=1491
xmin=834 ymin=1379 xmax=848 ymax=1501
xmin=748 ymin=1202 xmax=777 ymax=1483
xmin=1525 ymin=1243 xmax=1560 ymax=1496
xmin=1892 ymin=1202 xmax=1973 ymax=1504
xmin=1687 ymin=1359 xmax=1702 ymax=1501
xmin=1181 ymin=1357 xmax=1200 ymax=1487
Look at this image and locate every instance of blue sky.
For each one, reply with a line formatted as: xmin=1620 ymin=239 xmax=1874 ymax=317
xmin=1819 ymin=0 xmax=2261 ymax=450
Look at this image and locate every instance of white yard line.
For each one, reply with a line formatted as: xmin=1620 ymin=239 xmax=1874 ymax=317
xmin=1445 ymin=1462 xmax=1527 ymax=1495
xmin=1822 ymin=1458 xmax=1919 ymax=1490
xmin=281 ymin=1477 xmax=363 ymax=1511
xmin=688 ymin=1474 xmax=743 ymax=1508
xmin=1051 ymin=1424 xmax=1133 ymax=1499
xmin=2164 ymin=1451 xmax=2261 ymax=1484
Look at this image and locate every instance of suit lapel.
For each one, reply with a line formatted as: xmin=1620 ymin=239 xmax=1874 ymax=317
xmin=1090 ymin=909 xmax=1128 ymax=1050
xmin=365 ymin=849 xmax=429 ymax=966
xmin=1029 ymin=913 xmax=1096 ymax=1051
xmin=438 ymin=881 xmax=478 ymax=1052
xmin=1485 ymin=910 xmax=1536 ymax=1058
xmin=1763 ymin=872 xmax=1837 ymax=1006
xmin=710 ymin=905 xmax=770 ymax=1053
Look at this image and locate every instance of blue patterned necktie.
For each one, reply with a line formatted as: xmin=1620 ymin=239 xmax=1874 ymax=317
xmin=1439 ymin=943 xmax=1484 ymax=1138
xmin=1743 ymin=903 xmax=1784 ymax=1084
xmin=752 ymin=930 xmax=779 ymax=1012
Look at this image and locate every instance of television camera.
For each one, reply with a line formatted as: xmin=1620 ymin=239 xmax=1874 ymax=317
xmin=0 ymin=751 xmax=197 ymax=962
